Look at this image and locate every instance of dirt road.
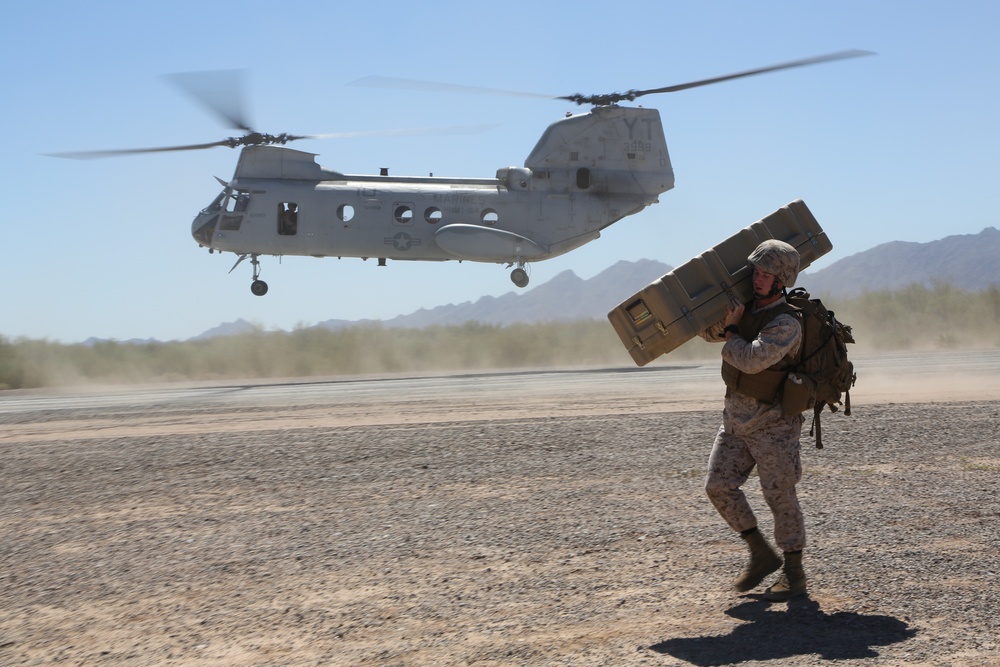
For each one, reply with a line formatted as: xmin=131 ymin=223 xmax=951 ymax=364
xmin=1 ymin=350 xmax=998 ymax=665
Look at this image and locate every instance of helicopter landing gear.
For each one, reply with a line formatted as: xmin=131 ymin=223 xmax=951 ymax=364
xmin=248 ymin=254 xmax=268 ymax=296
xmin=510 ymin=263 xmax=529 ymax=288
xmin=231 ymin=253 xmax=269 ymax=296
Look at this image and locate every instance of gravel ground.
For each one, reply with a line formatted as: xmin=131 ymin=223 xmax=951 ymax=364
xmin=1 ymin=363 xmax=998 ymax=666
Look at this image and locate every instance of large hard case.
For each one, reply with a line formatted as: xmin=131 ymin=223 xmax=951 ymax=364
xmin=608 ymin=200 xmax=832 ymax=366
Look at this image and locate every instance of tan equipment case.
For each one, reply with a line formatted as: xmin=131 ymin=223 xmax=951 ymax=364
xmin=608 ymin=200 xmax=833 ymax=366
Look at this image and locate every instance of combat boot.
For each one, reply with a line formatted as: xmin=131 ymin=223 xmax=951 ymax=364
xmin=734 ymin=528 xmax=782 ymax=592
xmin=764 ymin=550 xmax=807 ymax=601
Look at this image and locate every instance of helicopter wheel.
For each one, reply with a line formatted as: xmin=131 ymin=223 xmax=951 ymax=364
xmin=251 ymin=279 xmax=269 ymax=296
xmin=510 ymin=267 xmax=529 ymax=288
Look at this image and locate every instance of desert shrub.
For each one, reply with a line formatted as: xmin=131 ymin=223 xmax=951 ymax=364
xmin=832 ymin=281 xmax=999 ymax=351
xmin=2 ymin=282 xmax=997 ymax=388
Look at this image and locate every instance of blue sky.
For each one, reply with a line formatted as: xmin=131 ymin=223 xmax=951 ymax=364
xmin=2 ymin=1 xmax=998 ymax=343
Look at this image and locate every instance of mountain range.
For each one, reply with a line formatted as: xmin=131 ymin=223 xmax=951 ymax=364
xmin=196 ymin=226 xmax=999 ymax=339
xmin=800 ymin=226 xmax=1000 ymax=297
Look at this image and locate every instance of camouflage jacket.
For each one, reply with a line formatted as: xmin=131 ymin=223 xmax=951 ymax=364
xmin=702 ymin=297 xmax=803 ymax=435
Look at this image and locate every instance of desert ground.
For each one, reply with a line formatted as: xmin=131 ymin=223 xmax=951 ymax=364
xmin=1 ymin=349 xmax=998 ymax=666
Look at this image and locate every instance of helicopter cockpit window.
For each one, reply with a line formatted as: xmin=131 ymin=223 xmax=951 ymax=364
xmin=203 ymin=190 xmax=228 ymax=213
xmin=225 ymin=189 xmax=251 ymax=213
xmin=279 ymin=202 xmax=298 ymax=236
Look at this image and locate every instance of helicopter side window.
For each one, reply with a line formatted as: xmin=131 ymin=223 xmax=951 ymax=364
xmin=337 ymin=204 xmax=355 ymax=223
xmin=393 ymin=204 xmax=414 ymax=225
xmin=424 ymin=207 xmax=442 ymax=224
xmin=278 ymin=202 xmax=298 ymax=236
xmin=576 ymin=168 xmax=591 ymax=190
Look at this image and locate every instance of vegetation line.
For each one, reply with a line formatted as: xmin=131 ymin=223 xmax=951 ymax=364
xmin=3 ymin=283 xmax=999 ymax=389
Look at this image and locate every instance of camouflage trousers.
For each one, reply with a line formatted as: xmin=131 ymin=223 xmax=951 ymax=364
xmin=705 ymin=417 xmax=806 ymax=552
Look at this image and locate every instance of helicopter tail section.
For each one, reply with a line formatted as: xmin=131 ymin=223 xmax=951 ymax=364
xmin=524 ymin=106 xmax=674 ymax=199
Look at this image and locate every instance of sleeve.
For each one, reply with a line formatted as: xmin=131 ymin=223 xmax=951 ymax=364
xmin=721 ymin=313 xmax=801 ymax=374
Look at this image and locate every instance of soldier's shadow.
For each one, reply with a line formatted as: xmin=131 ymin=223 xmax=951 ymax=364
xmin=650 ymin=597 xmax=917 ymax=665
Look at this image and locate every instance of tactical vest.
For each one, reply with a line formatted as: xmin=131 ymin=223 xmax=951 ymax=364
xmin=721 ymin=302 xmax=801 ymax=403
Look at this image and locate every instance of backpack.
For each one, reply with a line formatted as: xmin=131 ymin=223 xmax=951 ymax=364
xmin=783 ymin=287 xmax=857 ymax=448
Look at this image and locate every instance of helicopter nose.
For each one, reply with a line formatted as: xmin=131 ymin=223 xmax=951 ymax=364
xmin=192 ymin=213 xmax=218 ymax=246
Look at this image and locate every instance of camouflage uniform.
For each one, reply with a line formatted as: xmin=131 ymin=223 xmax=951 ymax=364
xmin=701 ymin=300 xmax=806 ymax=553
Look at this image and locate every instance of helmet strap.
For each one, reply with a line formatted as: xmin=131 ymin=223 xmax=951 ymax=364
xmin=753 ymin=282 xmax=786 ymax=300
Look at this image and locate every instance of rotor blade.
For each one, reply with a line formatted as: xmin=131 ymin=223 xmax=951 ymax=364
xmin=44 ymin=125 xmax=496 ymax=159
xmin=162 ymin=69 xmax=253 ymax=131
xmin=348 ymin=75 xmax=557 ymax=100
xmin=44 ymin=140 xmax=235 ymax=160
xmin=306 ymin=124 xmax=498 ymax=140
xmin=633 ymin=49 xmax=874 ymax=97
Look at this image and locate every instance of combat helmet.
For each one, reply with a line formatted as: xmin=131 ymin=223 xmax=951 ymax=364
xmin=748 ymin=240 xmax=800 ymax=288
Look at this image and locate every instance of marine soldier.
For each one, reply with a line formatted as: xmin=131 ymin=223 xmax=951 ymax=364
xmin=699 ymin=239 xmax=808 ymax=601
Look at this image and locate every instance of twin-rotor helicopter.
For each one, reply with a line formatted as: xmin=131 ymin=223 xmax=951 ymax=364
xmin=53 ymin=50 xmax=870 ymax=295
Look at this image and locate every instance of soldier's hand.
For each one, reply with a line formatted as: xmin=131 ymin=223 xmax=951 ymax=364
xmin=724 ymin=303 xmax=744 ymax=327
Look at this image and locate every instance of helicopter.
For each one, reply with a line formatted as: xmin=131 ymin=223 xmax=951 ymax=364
xmin=52 ymin=50 xmax=871 ymax=296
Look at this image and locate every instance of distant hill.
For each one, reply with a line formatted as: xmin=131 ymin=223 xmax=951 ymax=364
xmin=190 ymin=227 xmax=999 ymax=339
xmin=190 ymin=318 xmax=260 ymax=340
xmin=314 ymin=258 xmax=672 ymax=331
xmin=801 ymin=227 xmax=1000 ymax=298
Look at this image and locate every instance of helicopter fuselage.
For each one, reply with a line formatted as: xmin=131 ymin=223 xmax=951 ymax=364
xmin=49 ymin=51 xmax=868 ymax=294
xmin=192 ymin=105 xmax=675 ymax=291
